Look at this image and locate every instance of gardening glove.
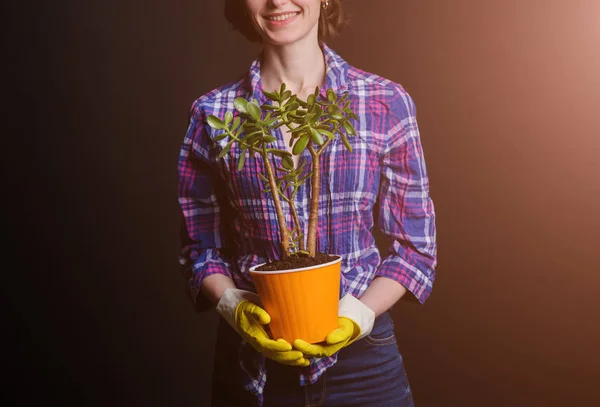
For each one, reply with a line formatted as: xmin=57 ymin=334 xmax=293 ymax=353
xmin=216 ymin=288 xmax=310 ymax=367
xmin=293 ymin=294 xmax=375 ymax=358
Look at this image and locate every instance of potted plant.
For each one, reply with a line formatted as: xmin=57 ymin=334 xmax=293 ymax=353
xmin=207 ymin=84 xmax=357 ymax=343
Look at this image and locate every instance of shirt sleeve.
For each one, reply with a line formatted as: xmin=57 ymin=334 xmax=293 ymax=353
xmin=375 ymin=88 xmax=437 ymax=304
xmin=178 ymin=100 xmax=234 ymax=311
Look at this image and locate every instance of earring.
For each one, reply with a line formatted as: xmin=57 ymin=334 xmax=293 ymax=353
xmin=322 ymin=0 xmax=329 ymax=10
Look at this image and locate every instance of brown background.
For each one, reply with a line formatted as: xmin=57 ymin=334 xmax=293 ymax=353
xmin=5 ymin=0 xmax=599 ymax=405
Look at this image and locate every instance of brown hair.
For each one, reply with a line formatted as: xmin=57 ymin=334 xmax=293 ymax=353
xmin=224 ymin=0 xmax=347 ymax=43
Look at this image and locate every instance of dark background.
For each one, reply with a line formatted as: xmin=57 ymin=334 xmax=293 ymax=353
xmin=5 ymin=0 xmax=599 ymax=406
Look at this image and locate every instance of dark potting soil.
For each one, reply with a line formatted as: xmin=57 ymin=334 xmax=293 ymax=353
xmin=255 ymin=252 xmax=338 ymax=272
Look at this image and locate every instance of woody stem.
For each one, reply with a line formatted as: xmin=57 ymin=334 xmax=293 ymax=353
xmin=306 ymin=144 xmax=320 ymax=257
xmin=262 ymin=148 xmax=290 ymax=258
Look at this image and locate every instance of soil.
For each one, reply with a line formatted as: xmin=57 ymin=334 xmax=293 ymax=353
xmin=255 ymin=252 xmax=339 ymax=272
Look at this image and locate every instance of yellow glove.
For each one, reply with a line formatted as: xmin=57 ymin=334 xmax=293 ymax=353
xmin=235 ymin=300 xmax=309 ymax=366
xmin=216 ymin=288 xmax=309 ymax=367
xmin=293 ymin=294 xmax=375 ymax=358
xmin=293 ymin=317 xmax=360 ymax=357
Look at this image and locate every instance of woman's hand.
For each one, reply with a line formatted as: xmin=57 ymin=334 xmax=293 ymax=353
xmin=294 ymin=294 xmax=376 ymax=357
xmin=216 ymin=288 xmax=310 ymax=367
xmin=293 ymin=317 xmax=359 ymax=357
xmin=235 ymin=300 xmax=310 ymax=367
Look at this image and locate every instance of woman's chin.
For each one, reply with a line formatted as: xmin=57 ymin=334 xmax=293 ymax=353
xmin=263 ymin=32 xmax=310 ymax=47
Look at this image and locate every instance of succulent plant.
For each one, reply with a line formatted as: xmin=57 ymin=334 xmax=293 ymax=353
xmin=207 ymin=83 xmax=357 ymax=259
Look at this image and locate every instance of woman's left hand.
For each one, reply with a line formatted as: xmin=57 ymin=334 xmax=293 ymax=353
xmin=293 ymin=294 xmax=376 ymax=357
xmin=293 ymin=317 xmax=360 ymax=357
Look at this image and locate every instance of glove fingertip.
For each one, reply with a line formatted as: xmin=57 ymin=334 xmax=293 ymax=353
xmin=326 ymin=330 xmax=346 ymax=345
xmin=255 ymin=310 xmax=271 ymax=325
xmin=293 ymin=340 xmax=308 ymax=353
xmin=293 ymin=339 xmax=306 ymax=348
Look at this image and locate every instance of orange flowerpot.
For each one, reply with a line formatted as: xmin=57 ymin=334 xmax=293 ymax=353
xmin=249 ymin=256 xmax=341 ymax=344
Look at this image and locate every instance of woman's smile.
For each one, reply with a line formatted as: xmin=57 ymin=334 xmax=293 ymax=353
xmin=263 ymin=11 xmax=301 ymax=26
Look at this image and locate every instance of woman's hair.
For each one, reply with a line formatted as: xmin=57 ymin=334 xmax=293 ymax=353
xmin=224 ymin=0 xmax=347 ymax=43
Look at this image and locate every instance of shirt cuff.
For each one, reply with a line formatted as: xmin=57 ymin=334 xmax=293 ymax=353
xmin=376 ymin=256 xmax=434 ymax=304
xmin=186 ymin=253 xmax=233 ymax=312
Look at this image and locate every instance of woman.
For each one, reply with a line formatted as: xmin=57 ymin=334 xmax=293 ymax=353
xmin=178 ymin=1 xmax=437 ymax=405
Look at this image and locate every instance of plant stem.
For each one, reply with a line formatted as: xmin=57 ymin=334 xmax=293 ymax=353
xmin=290 ymin=202 xmax=305 ymax=251
xmin=277 ymin=189 xmax=304 ymax=252
xmin=262 ymin=146 xmax=290 ymax=258
xmin=306 ymin=144 xmax=320 ymax=257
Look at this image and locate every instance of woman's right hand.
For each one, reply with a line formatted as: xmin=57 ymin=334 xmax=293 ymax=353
xmin=216 ymin=288 xmax=309 ymax=367
xmin=235 ymin=300 xmax=310 ymax=367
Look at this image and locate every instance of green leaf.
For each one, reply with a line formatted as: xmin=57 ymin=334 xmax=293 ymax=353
xmin=224 ymin=111 xmax=233 ymax=125
xmin=269 ymin=149 xmax=292 ymax=157
xmin=232 ymin=117 xmax=241 ymax=131
xmin=343 ymin=121 xmax=356 ymax=136
xmin=327 ymin=89 xmax=337 ymax=103
xmin=262 ymin=89 xmax=278 ymax=101
xmin=280 ymin=83 xmax=286 ymax=94
xmin=327 ymin=104 xmax=339 ymax=114
xmin=264 ymin=117 xmax=278 ymax=127
xmin=307 ymin=93 xmax=316 ymax=106
xmin=304 ymin=113 xmax=316 ymax=124
xmin=234 ymin=98 xmax=248 ymax=114
xmin=213 ymin=133 xmax=228 ymax=141
xmin=217 ymin=140 xmax=234 ymax=158
xmin=247 ymin=102 xmax=261 ymax=121
xmin=349 ymin=112 xmax=358 ymax=120
xmin=292 ymin=133 xmax=310 ymax=155
xmin=281 ymin=90 xmax=292 ymax=101
xmin=310 ymin=128 xmax=324 ymax=145
xmin=313 ymin=105 xmax=323 ymax=120
xmin=206 ymin=115 xmax=225 ymax=130
xmin=340 ymin=134 xmax=352 ymax=153
xmin=283 ymin=155 xmax=294 ymax=170
xmin=319 ymin=129 xmax=335 ymax=139
xmin=246 ymin=130 xmax=263 ymax=138
xmin=286 ymin=102 xmax=300 ymax=111
xmin=259 ymin=173 xmax=269 ymax=182
xmin=331 ymin=113 xmax=344 ymax=121
xmin=237 ymin=151 xmax=246 ymax=170
xmin=290 ymin=123 xmax=309 ymax=133
xmin=263 ymin=135 xmax=277 ymax=143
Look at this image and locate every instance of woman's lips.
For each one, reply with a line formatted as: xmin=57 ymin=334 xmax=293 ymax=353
xmin=264 ymin=11 xmax=301 ymax=26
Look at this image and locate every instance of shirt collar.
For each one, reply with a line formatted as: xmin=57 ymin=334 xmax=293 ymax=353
xmin=245 ymin=42 xmax=349 ymax=104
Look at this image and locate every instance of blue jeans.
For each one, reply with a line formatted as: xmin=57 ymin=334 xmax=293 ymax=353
xmin=212 ymin=312 xmax=415 ymax=407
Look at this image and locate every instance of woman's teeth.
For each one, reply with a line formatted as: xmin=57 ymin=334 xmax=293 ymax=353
xmin=266 ymin=12 xmax=299 ymax=21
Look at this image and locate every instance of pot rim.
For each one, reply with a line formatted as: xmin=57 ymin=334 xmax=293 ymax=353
xmin=249 ymin=255 xmax=341 ymax=275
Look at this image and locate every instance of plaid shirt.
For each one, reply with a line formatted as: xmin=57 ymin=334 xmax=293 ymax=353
xmin=178 ymin=43 xmax=437 ymax=404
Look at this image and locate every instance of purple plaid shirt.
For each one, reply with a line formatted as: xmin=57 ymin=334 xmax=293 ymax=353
xmin=178 ymin=43 xmax=437 ymax=404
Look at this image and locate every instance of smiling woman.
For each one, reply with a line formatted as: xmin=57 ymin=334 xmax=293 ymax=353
xmin=178 ymin=0 xmax=437 ymax=406
xmin=225 ymin=0 xmax=346 ymax=42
